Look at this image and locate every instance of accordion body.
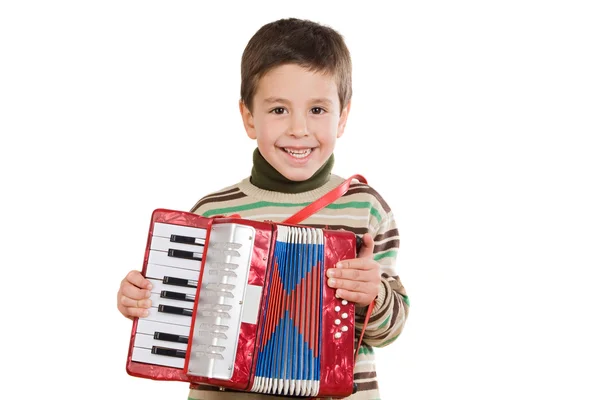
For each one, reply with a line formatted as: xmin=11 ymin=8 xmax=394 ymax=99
xmin=126 ymin=209 xmax=357 ymax=398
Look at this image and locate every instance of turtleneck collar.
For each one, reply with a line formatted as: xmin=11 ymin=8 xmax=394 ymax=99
xmin=250 ymin=148 xmax=334 ymax=194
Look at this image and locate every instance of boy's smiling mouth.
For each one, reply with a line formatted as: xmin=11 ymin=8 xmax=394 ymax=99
xmin=282 ymin=147 xmax=314 ymax=159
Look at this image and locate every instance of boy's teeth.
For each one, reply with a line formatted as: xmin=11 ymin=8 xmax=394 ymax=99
xmin=284 ymin=148 xmax=312 ymax=158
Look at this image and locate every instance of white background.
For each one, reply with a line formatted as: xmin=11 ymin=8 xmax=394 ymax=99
xmin=1 ymin=1 xmax=599 ymax=399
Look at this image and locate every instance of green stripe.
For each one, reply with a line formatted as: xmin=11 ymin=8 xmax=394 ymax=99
xmin=380 ymin=334 xmax=400 ymax=347
xmin=378 ymin=315 xmax=391 ymax=329
xmin=402 ymin=294 xmax=410 ymax=307
xmin=357 ymin=345 xmax=375 ymax=355
xmin=374 ymin=249 xmax=397 ymax=261
xmin=203 ymin=200 xmax=381 ymax=222
xmin=202 ymin=201 xmax=310 ymax=217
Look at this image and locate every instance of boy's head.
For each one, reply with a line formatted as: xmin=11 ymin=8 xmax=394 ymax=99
xmin=239 ymin=18 xmax=353 ymax=182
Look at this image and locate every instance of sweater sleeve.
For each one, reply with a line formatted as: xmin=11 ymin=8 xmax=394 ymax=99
xmin=354 ymin=210 xmax=409 ymax=347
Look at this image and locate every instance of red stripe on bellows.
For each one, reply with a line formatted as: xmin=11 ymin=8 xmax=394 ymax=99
xmin=299 ymin=266 xmax=306 ymax=342
xmin=316 ymin=261 xmax=321 ymax=356
xmin=303 ymin=263 xmax=316 ymax=347
xmin=311 ymin=261 xmax=319 ymax=355
xmin=261 ymin=258 xmax=282 ymax=351
xmin=305 ymin=262 xmax=314 ymax=355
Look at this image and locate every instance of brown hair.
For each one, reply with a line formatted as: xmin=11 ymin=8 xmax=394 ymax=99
xmin=240 ymin=18 xmax=352 ymax=115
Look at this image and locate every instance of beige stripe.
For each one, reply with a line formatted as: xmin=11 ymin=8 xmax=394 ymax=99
xmin=188 ymin=390 xmax=292 ymax=399
xmin=243 ymin=212 xmax=370 ymax=221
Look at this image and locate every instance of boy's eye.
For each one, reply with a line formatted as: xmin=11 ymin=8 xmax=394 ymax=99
xmin=270 ymin=107 xmax=326 ymax=115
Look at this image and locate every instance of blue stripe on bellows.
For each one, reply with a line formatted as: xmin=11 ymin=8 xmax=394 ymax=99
xmin=255 ymin=311 xmax=316 ymax=381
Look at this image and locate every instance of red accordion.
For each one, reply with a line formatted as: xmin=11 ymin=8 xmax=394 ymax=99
xmin=126 ymin=208 xmax=358 ymax=398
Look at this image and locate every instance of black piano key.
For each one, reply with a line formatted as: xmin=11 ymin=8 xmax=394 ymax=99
xmin=163 ymin=276 xmax=198 ymax=288
xmin=168 ymin=248 xmax=202 ymax=261
xmin=158 ymin=304 xmax=193 ymax=317
xmin=170 ymin=234 xmax=204 ymax=246
xmin=161 ymin=290 xmax=195 ymax=302
xmin=151 ymin=346 xmax=186 ymax=358
xmin=154 ymin=331 xmax=189 ymax=344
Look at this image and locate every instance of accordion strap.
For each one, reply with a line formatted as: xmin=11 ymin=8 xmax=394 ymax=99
xmin=282 ymin=174 xmax=375 ymax=366
xmin=282 ymin=174 xmax=367 ymax=225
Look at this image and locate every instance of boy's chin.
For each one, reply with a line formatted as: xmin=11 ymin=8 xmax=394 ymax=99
xmin=279 ymin=168 xmax=318 ymax=182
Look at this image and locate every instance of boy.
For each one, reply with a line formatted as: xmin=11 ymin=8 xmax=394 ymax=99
xmin=117 ymin=17 xmax=409 ymax=399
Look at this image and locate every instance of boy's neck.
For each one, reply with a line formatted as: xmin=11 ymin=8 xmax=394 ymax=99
xmin=250 ymin=148 xmax=334 ymax=193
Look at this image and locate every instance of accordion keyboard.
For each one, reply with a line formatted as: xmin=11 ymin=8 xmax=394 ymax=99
xmin=131 ymin=222 xmax=257 ymax=379
xmin=130 ymin=222 xmax=207 ymax=368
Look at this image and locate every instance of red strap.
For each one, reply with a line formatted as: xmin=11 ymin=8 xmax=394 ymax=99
xmin=282 ymin=174 xmax=367 ymax=225
xmin=355 ymin=300 xmax=375 ymax=364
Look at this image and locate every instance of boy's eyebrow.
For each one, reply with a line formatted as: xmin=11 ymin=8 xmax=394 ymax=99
xmin=263 ymin=97 xmax=333 ymax=106
xmin=263 ymin=97 xmax=290 ymax=105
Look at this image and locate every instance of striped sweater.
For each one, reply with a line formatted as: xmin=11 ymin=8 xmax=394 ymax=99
xmin=187 ymin=174 xmax=409 ymax=400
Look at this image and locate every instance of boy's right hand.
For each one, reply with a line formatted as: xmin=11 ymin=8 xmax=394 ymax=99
xmin=117 ymin=270 xmax=153 ymax=320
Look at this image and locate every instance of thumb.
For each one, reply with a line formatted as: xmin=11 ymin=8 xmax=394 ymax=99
xmin=358 ymin=233 xmax=375 ymax=258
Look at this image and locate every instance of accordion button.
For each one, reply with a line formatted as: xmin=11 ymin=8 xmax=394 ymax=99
xmin=335 ymin=306 xmax=341 ymax=312
xmin=342 ymin=312 xmax=348 ymax=319
xmin=334 ymin=332 xmax=342 ymax=339
xmin=335 ymin=319 xmax=341 ymax=325
xmin=341 ymin=326 xmax=349 ymax=332
xmin=342 ymin=300 xmax=348 ymax=305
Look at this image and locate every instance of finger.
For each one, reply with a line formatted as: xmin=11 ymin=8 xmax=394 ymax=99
xmin=124 ymin=270 xmax=153 ymax=290
xmin=358 ymin=233 xmax=374 ymax=258
xmin=328 ymin=277 xmax=369 ymax=293
xmin=117 ymin=294 xmax=151 ymax=319
xmin=334 ymin=288 xmax=375 ymax=307
xmin=120 ymin=306 xmax=150 ymax=319
xmin=120 ymin=280 xmax=152 ymax=301
xmin=118 ymin=294 xmax=152 ymax=309
xmin=327 ymin=267 xmax=373 ymax=282
xmin=335 ymin=257 xmax=378 ymax=270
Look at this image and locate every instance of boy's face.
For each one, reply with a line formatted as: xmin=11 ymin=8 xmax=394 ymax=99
xmin=240 ymin=64 xmax=350 ymax=182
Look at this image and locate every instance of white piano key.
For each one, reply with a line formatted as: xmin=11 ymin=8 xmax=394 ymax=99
xmin=153 ymin=222 xmax=207 ymax=240
xmin=145 ymin=263 xmax=200 ymax=283
xmin=145 ymin=305 xmax=192 ymax=327
xmin=150 ymin=235 xmax=205 ymax=254
xmin=136 ymin=319 xmax=191 ymax=337
xmin=149 ymin=292 xmax=194 ymax=309
xmin=131 ymin=346 xmax=185 ymax=368
xmin=148 ymin=278 xmax=197 ymax=296
xmin=134 ymin=333 xmax=188 ymax=351
xmin=148 ymin=249 xmax=201 ymax=271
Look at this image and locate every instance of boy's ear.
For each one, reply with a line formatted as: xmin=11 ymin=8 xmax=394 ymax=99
xmin=336 ymin=100 xmax=351 ymax=139
xmin=239 ymin=100 xmax=257 ymax=140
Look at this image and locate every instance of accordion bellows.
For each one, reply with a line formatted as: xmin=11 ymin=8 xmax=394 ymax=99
xmin=126 ymin=209 xmax=357 ymax=398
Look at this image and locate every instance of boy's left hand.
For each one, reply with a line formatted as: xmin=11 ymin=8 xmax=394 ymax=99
xmin=326 ymin=233 xmax=380 ymax=307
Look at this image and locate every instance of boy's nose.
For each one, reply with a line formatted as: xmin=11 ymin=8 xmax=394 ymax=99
xmin=287 ymin=114 xmax=308 ymax=136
